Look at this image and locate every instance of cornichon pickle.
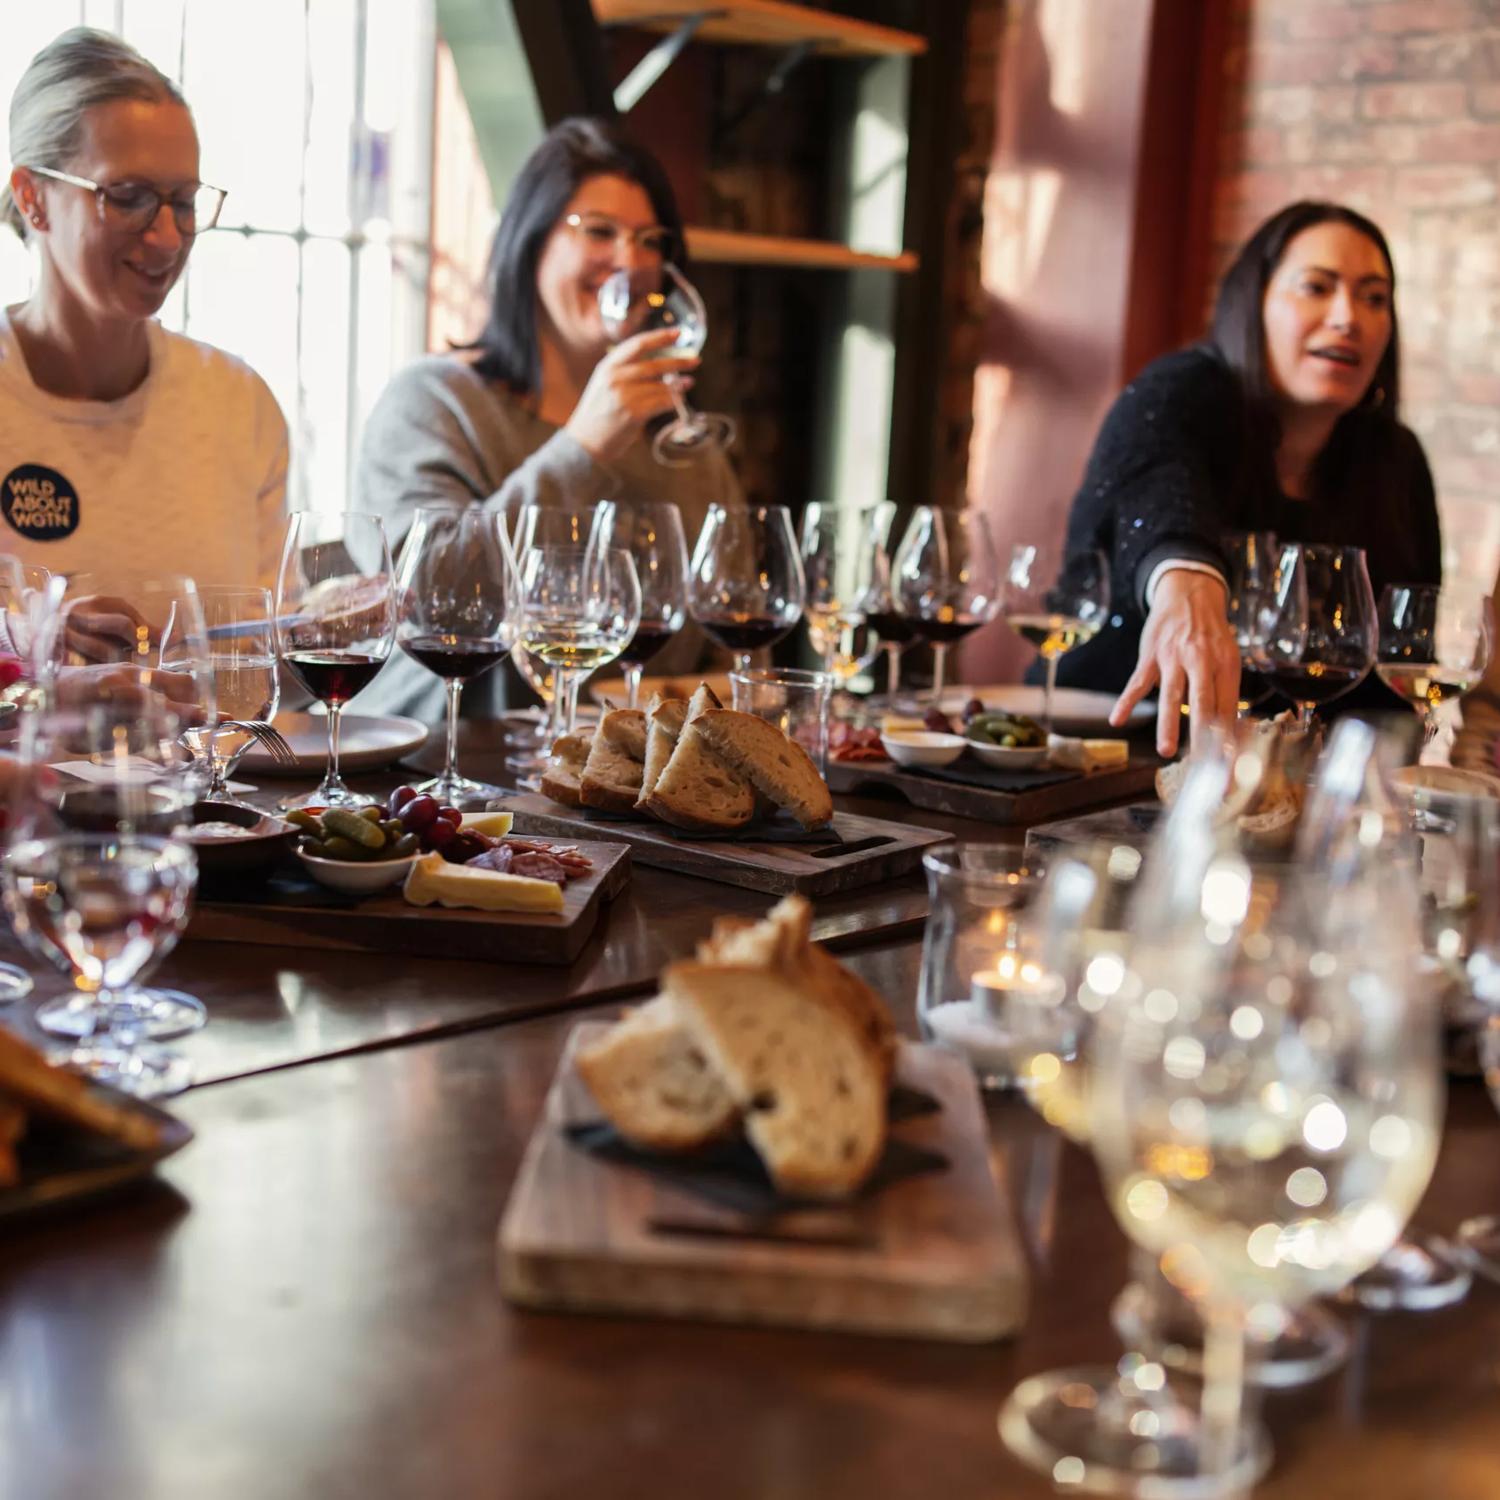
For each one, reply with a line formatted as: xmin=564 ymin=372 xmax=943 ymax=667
xmin=298 ymin=836 xmax=330 ymax=858
xmin=389 ymin=832 xmax=420 ymax=859
xmin=322 ymin=835 xmax=374 ymax=862
xmin=322 ymin=807 xmax=387 ymax=848
xmin=358 ymin=805 xmax=384 ymax=824
xmin=966 ymin=727 xmax=996 ymax=745
xmin=285 ymin=810 xmax=323 ymax=834
xmin=379 ymin=819 xmax=405 ymax=842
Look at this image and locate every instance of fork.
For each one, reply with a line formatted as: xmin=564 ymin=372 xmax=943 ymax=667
xmin=223 ymin=720 xmax=297 ymax=767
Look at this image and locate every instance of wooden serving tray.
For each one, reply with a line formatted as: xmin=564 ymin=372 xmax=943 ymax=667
xmin=826 ymin=754 xmax=1161 ymax=825
xmin=498 ymin=1023 xmax=1028 ymax=1342
xmin=500 ymin=794 xmax=946 ymax=896
xmin=187 ymin=840 xmax=632 ymax=966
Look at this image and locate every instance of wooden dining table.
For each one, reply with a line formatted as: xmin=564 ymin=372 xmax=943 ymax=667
xmin=1 ymin=727 xmax=1497 ymax=1499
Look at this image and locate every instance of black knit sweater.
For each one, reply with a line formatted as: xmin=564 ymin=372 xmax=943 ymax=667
xmin=1052 ymin=345 xmax=1441 ymax=717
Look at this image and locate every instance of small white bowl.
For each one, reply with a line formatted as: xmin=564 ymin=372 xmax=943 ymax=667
xmin=295 ymin=846 xmax=419 ymax=894
xmin=967 ymin=739 xmax=1048 ymax=770
xmin=879 ymin=731 xmax=968 ymax=768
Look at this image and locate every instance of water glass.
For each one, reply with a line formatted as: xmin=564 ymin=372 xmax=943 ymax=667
xmin=729 ymin=666 xmax=833 ymax=777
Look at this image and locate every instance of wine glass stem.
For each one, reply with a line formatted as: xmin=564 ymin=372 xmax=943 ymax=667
xmin=885 ymin=645 xmax=901 ymax=699
xmin=738 ymin=652 xmax=753 ymax=675
xmin=1043 ymin=653 xmax=1059 ymax=733
xmin=664 ymin=373 xmax=696 ymax=428
xmin=558 ymin=670 xmax=581 ymax=739
xmin=1199 ymin=1300 xmax=1247 ymax=1486
xmin=325 ymin=701 xmax=345 ymax=786
xmin=931 ymin=643 xmax=949 ymax=704
xmin=443 ymin=677 xmax=464 ymax=784
xmin=1298 ymin=701 xmax=1317 ymax=731
xmin=624 ymin=664 xmax=643 ymax=711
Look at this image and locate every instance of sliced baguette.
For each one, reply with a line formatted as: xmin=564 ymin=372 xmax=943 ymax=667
xmin=538 ymin=731 xmax=594 ymax=809
xmin=691 ymin=709 xmax=834 ymax=829
xmin=0 ymin=1028 xmax=162 ymax=1153
xmin=641 ymin=722 xmax=756 ymax=832
xmin=663 ymin=961 xmax=887 ymax=1199
xmin=598 ymin=706 xmax=649 ymax=764
xmin=686 ymin=682 xmax=723 ymax=722
xmin=575 ymin=995 xmax=737 ymax=1152
xmin=637 ymin=693 xmax=688 ymax=809
xmin=579 ymin=723 xmax=645 ymax=814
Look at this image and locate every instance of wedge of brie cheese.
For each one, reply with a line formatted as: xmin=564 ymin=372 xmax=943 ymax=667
xmin=403 ymin=851 xmax=564 ymax=913
xmin=1047 ymin=734 xmax=1129 ymax=772
xmin=458 ymin=810 xmax=515 ymax=837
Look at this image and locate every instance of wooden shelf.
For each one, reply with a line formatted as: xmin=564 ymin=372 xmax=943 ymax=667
xmin=593 ymin=0 xmax=926 ymax=58
xmin=686 ymin=225 xmax=918 ymax=272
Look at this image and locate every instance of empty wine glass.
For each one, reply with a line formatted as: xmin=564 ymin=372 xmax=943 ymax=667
xmin=2 ymin=832 xmax=198 ymax=1098
xmin=1263 ymin=543 xmax=1376 ymax=727
xmin=396 ymin=506 xmax=519 ymax=808
xmin=800 ymin=503 xmax=879 ymax=690
xmin=1224 ymin=532 xmax=1281 ymax=715
xmin=688 ymin=503 xmax=805 ymax=673
xmin=605 ymin=501 xmax=688 ymax=709
xmin=598 ymin=262 xmax=735 ymax=467
xmin=275 ymin=511 xmax=396 ymax=811
xmin=1376 ymin=582 xmax=1493 ymax=750
xmin=892 ymin=506 xmax=1001 ymax=708
xmin=999 ymin=543 xmax=1108 ymax=731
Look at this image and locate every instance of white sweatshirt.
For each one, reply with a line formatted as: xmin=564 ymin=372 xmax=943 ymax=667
xmin=0 ymin=307 xmax=288 ymax=588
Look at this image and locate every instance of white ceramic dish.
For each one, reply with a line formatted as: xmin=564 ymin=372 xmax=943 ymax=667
xmin=940 ymin=685 xmax=1151 ymax=735
xmin=967 ymin=740 xmax=1048 ymax=770
xmin=238 ymin=713 xmax=429 ymax=776
xmin=295 ymin=846 xmax=419 ymax=894
xmin=880 ymin=731 xmax=967 ymax=768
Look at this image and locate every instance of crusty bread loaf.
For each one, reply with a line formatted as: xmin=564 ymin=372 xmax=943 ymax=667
xmin=0 ymin=1028 xmax=162 ymax=1153
xmin=579 ymin=720 xmax=645 ymax=814
xmin=598 ymin=706 xmax=648 ymax=764
xmin=539 ymin=731 xmax=594 ymax=809
xmin=686 ymin=682 xmax=722 ymax=721
xmin=690 ymin=709 xmax=834 ymax=829
xmin=575 ymin=995 xmax=737 ymax=1151
xmin=663 ymin=961 xmax=887 ymax=1199
xmin=641 ymin=723 xmax=756 ymax=832
xmin=637 ymin=693 xmax=688 ymax=809
xmin=0 ymin=1092 xmax=25 ymax=1188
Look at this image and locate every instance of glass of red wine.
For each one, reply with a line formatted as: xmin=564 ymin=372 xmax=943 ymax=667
xmin=1264 ymin=542 xmax=1376 ymax=728
xmin=892 ymin=505 xmax=1001 ymax=706
xmin=856 ymin=502 xmax=920 ymax=709
xmin=275 ymin=511 xmax=396 ymax=810
xmin=605 ymin=501 xmax=688 ymax=709
xmin=396 ymin=505 xmax=519 ymax=808
xmin=687 ymin=502 xmax=805 ymax=673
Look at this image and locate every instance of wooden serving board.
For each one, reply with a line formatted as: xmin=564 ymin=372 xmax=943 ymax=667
xmin=498 ymin=1023 xmax=1028 ymax=1342
xmin=826 ymin=754 xmax=1161 ymax=825
xmin=188 ymin=840 xmax=632 ymax=966
xmin=500 ymin=794 xmax=946 ymax=896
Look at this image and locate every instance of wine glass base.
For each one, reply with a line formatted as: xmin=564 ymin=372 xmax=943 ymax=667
xmin=652 ymin=412 xmax=735 ymax=468
xmin=1453 ymin=1216 xmax=1500 ymax=1285
xmin=36 ymin=988 xmax=207 ymax=1044
xmin=1110 ymin=1280 xmax=1350 ymax=1389
xmin=56 ymin=1040 xmax=193 ymax=1100
xmin=277 ymin=784 xmax=379 ymax=813
xmin=415 ymin=773 xmax=510 ymax=809
xmin=1336 ymin=1234 xmax=1472 ymax=1311
xmin=0 ymin=962 xmax=34 ymax=1003
xmin=999 ymin=1361 xmax=1271 ymax=1498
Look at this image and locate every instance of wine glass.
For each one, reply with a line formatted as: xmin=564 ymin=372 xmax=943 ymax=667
xmin=1 ymin=832 xmax=198 ymax=1098
xmin=1263 ymin=543 xmax=1376 ymax=727
xmin=687 ymin=503 xmax=805 ymax=673
xmin=998 ymin=543 xmax=1108 ymax=731
xmin=1376 ymin=582 xmax=1494 ymax=751
xmin=799 ymin=503 xmax=880 ymax=690
xmin=275 ymin=511 xmax=396 ymax=811
xmin=516 ymin=545 xmax=641 ymax=744
xmin=607 ymin=501 xmax=688 ymax=710
xmin=167 ymin=585 xmax=280 ymax=809
xmin=1458 ymin=797 xmax=1500 ymax=1278
xmin=854 ymin=502 xmax=919 ymax=709
xmin=1224 ymin=532 xmax=1281 ymax=715
xmin=598 ymin=262 xmax=736 ymax=467
xmin=396 ymin=506 xmax=519 ymax=808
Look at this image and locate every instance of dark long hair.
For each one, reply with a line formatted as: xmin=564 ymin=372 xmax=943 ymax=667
xmin=463 ymin=117 xmax=686 ymax=393
xmin=1208 ymin=200 xmax=1408 ymax=527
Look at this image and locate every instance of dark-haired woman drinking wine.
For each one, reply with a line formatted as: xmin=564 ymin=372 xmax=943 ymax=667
xmin=1055 ymin=200 xmax=1440 ymax=756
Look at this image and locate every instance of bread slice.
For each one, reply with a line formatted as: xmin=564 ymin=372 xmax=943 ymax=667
xmin=539 ymin=731 xmax=594 ymax=808
xmin=0 ymin=1029 xmax=161 ymax=1153
xmin=579 ymin=724 xmax=645 ymax=814
xmin=598 ymin=706 xmax=648 ymax=764
xmin=636 ymin=693 xmax=688 ymax=808
xmin=686 ymin=682 xmax=723 ymax=721
xmin=640 ymin=722 xmax=756 ymax=832
xmin=690 ymin=709 xmax=834 ymax=829
xmin=0 ymin=1092 xmax=25 ymax=1188
xmin=663 ymin=961 xmax=887 ymax=1199
xmin=575 ymin=995 xmax=737 ymax=1151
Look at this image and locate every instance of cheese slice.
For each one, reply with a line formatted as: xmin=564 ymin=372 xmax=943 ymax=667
xmin=1047 ymin=734 xmax=1129 ymax=772
xmin=459 ymin=811 xmax=515 ymax=837
xmin=880 ymin=714 xmax=928 ymax=734
xmin=402 ymin=852 xmax=564 ymax=913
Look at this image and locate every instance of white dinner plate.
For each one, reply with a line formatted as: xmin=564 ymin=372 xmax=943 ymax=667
xmin=237 ymin=712 xmax=429 ymax=776
xmin=939 ymin=685 xmax=1153 ymax=736
xmin=588 ymin=671 xmax=734 ymax=709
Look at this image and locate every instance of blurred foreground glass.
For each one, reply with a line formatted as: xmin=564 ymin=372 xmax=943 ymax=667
xmin=729 ymin=666 xmax=834 ymax=779
xmin=1459 ymin=797 xmax=1500 ymax=1281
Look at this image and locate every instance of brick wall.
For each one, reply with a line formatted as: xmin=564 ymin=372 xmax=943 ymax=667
xmin=1211 ymin=0 xmax=1500 ymax=591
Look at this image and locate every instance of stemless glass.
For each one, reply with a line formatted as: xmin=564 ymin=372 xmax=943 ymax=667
xmin=608 ymin=501 xmax=688 ymax=709
xmin=799 ymin=503 xmax=879 ymax=689
xmin=1000 ymin=544 xmax=1110 ymax=732
xmin=598 ymin=262 xmax=736 ymax=466
xmin=688 ymin=503 xmax=805 ymax=673
xmin=1264 ymin=543 xmax=1377 ymax=727
xmin=275 ymin=511 xmax=396 ymax=810
xmin=396 ymin=506 xmax=519 ymax=807
xmin=517 ymin=545 xmax=641 ymax=743
xmin=892 ymin=506 xmax=1001 ymax=707
xmin=1224 ymin=532 xmax=1281 ymax=715
xmin=1376 ymin=582 xmax=1494 ymax=749
xmin=2 ymin=831 xmax=198 ymax=1098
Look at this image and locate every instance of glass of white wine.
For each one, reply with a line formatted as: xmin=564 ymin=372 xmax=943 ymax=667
xmin=1376 ymin=582 xmax=1493 ymax=749
xmin=1000 ymin=545 xmax=1110 ymax=732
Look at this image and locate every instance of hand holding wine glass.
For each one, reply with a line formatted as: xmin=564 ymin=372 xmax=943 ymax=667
xmin=688 ymin=503 xmax=804 ymax=674
xmin=275 ymin=511 xmax=396 ymax=810
xmin=1376 ymin=582 xmax=1493 ymax=749
xmin=1000 ymin=544 xmax=1108 ymax=732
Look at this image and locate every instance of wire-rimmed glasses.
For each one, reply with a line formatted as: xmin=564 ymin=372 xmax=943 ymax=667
xmin=25 ymin=164 xmax=226 ymax=234
xmin=688 ymin=503 xmax=805 ymax=673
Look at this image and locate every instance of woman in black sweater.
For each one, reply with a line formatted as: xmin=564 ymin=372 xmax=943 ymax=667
xmin=1059 ymin=201 xmax=1440 ymax=756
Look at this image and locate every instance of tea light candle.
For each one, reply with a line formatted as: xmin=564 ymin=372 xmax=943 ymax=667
xmin=924 ymin=955 xmax=1063 ymax=1081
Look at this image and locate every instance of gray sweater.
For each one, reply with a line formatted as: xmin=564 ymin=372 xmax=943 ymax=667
xmin=353 ymin=353 xmax=742 ymax=722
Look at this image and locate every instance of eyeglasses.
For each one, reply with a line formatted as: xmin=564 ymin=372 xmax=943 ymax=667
xmin=24 ymin=165 xmax=227 ymax=235
xmin=562 ymin=212 xmax=674 ymax=260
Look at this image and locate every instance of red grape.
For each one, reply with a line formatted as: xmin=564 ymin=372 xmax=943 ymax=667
xmin=426 ymin=819 xmax=456 ymax=849
xmin=401 ymin=795 xmax=439 ymax=831
xmin=437 ymin=805 xmax=462 ymax=824
xmin=388 ymin=785 xmax=418 ymax=816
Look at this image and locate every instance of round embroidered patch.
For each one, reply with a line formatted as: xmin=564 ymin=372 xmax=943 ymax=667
xmin=1 ymin=464 xmax=79 ymax=541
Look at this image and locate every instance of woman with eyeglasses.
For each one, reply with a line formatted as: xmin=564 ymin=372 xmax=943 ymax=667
xmin=0 ymin=28 xmax=287 ymax=587
xmin=356 ymin=115 xmax=740 ymax=718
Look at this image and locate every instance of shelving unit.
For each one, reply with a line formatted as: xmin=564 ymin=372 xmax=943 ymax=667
xmin=686 ymin=226 xmax=918 ymax=273
xmin=592 ymin=0 xmax=926 ymax=58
